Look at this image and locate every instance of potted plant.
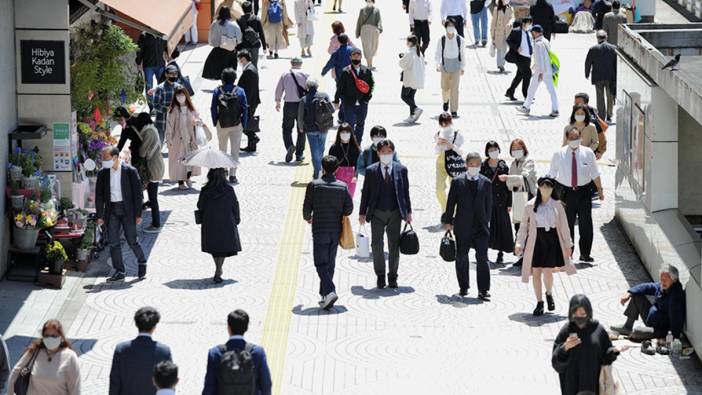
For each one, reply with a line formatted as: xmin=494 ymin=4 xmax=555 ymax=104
xmin=9 ymin=165 xmax=22 ymax=181
xmin=13 ymin=210 xmax=40 ymax=249
xmin=10 ymin=147 xmax=43 ymax=189
xmin=9 ymin=181 xmax=24 ymax=210
xmin=77 ymin=226 xmax=94 ymax=271
xmin=45 ymin=240 xmax=68 ymax=274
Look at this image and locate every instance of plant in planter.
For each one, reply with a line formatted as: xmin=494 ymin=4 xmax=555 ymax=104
xmin=9 ymin=147 xmax=43 ymax=185
xmin=9 ymin=181 xmax=24 ymax=210
xmin=45 ymin=240 xmax=68 ymax=274
xmin=13 ymin=209 xmax=40 ymax=250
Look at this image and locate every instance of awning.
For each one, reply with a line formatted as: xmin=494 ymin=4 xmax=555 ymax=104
xmin=93 ymin=0 xmax=193 ymax=53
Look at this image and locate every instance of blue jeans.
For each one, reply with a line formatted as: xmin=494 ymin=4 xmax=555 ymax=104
xmin=108 ymin=203 xmax=146 ymax=275
xmin=306 ymin=132 xmax=327 ymax=179
xmin=470 ymin=8 xmax=488 ymax=44
xmin=341 ymin=102 xmax=369 ymax=143
xmin=144 ymin=66 xmax=164 ymax=110
xmin=313 ymin=232 xmax=340 ymax=297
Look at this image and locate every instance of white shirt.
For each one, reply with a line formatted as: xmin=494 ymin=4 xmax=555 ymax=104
xmin=535 ymin=198 xmax=558 ymax=230
xmin=549 ymin=146 xmax=600 ymax=188
xmin=138 ymin=332 xmax=152 ymax=337
xmin=440 ymin=0 xmax=468 ymax=20
xmin=518 ymin=29 xmax=532 ymax=57
xmin=409 ymin=0 xmax=432 ymax=21
xmin=434 ymin=130 xmax=465 ymax=154
xmin=156 ymin=389 xmax=176 ymax=395
xmin=532 ymin=36 xmax=552 ymax=75
xmin=110 ymin=165 xmax=123 ymax=202
xmin=381 ymin=162 xmax=394 ymax=179
xmin=434 ymin=35 xmax=466 ymax=69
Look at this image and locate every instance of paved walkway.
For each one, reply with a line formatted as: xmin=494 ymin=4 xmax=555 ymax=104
xmin=2 ymin=3 xmax=702 ymax=394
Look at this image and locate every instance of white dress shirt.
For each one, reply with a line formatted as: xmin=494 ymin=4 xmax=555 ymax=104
xmin=110 ymin=165 xmax=123 ymax=202
xmin=549 ymin=146 xmax=600 ymax=188
xmin=409 ymin=0 xmax=432 ymax=21
xmin=434 ymin=130 xmax=465 ymax=154
xmin=381 ymin=162 xmax=394 ymax=180
xmin=518 ymin=30 xmax=532 ymax=57
xmin=535 ymin=198 xmax=557 ymax=231
xmin=434 ymin=35 xmax=466 ymax=69
xmin=441 ymin=0 xmax=468 ymax=20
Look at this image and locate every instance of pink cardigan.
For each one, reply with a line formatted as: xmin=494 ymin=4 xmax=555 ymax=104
xmin=515 ymin=199 xmax=577 ymax=283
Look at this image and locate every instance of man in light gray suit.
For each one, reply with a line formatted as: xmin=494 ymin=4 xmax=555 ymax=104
xmin=110 ymin=307 xmax=172 ymax=395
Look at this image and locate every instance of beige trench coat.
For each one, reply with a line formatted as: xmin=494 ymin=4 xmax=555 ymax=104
xmin=262 ymin=0 xmax=294 ymax=49
xmin=165 ymin=106 xmax=201 ymax=181
xmin=490 ymin=6 xmax=513 ymax=51
xmin=515 ymin=199 xmax=577 ymax=283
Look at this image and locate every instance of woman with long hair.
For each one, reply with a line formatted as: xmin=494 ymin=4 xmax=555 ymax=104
xmin=562 ymin=104 xmax=598 ymax=151
xmin=328 ymin=123 xmax=360 ymax=197
xmin=399 ymin=35 xmax=425 ymax=123
xmin=166 ymin=86 xmax=201 ymax=190
xmin=480 ymin=141 xmax=514 ymax=264
xmin=490 ymin=0 xmax=513 ymax=73
xmin=197 ymin=168 xmax=242 ymax=283
xmin=9 ymin=320 xmax=81 ymax=394
xmin=515 ymin=177 xmax=577 ymax=315
xmin=203 ymin=6 xmax=242 ymax=80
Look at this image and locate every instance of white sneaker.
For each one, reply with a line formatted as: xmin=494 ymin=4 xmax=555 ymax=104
xmin=403 ymin=116 xmax=414 ymax=123
xmin=186 ymin=180 xmax=193 ymax=189
xmin=516 ymin=106 xmax=530 ymax=114
xmin=412 ymin=108 xmax=424 ymax=122
xmin=321 ymin=292 xmax=338 ymax=310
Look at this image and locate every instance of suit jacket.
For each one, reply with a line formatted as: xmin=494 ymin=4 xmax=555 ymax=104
xmin=238 ymin=63 xmax=261 ymax=108
xmin=109 ymin=335 xmax=172 ymax=395
xmin=585 ymin=42 xmax=617 ymax=85
xmin=442 ymin=174 xmax=492 ymax=239
xmin=359 ymin=162 xmax=412 ymax=221
xmin=202 ymin=338 xmax=272 ymax=395
xmin=95 ymin=164 xmax=143 ymax=221
xmin=334 ymin=65 xmax=374 ymax=104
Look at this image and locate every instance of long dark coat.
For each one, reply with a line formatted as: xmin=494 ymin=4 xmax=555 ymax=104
xmin=480 ymin=159 xmax=514 ymax=252
xmin=197 ymin=183 xmax=242 ymax=257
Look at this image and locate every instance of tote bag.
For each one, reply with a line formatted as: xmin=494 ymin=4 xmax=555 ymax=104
xmin=356 ymin=225 xmax=370 ymax=258
xmin=512 ymin=191 xmax=528 ymax=224
xmin=195 ymin=124 xmax=208 ymax=146
xmin=339 ymin=216 xmax=355 ymax=250
xmin=599 ymin=365 xmax=621 ymax=395
xmin=14 ymin=349 xmax=39 ymax=395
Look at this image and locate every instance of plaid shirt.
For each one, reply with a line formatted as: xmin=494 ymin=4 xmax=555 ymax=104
xmin=153 ymin=81 xmax=177 ymax=135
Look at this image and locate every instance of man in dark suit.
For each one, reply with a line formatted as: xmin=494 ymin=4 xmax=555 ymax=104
xmin=505 ymin=17 xmax=533 ymax=101
xmin=334 ymin=48 xmax=375 ymax=143
xmin=359 ymin=139 xmax=412 ymax=289
xmin=95 ymin=146 xmax=147 ymax=282
xmin=442 ymin=152 xmax=493 ymax=300
xmin=203 ymin=310 xmax=272 ymax=395
xmin=237 ymin=1 xmax=267 ymax=67
xmin=110 ymin=307 xmax=172 ymax=395
xmin=238 ymin=51 xmax=261 ymax=153
xmin=585 ymin=30 xmax=617 ymax=121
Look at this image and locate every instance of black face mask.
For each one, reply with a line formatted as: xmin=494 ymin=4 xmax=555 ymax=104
xmin=572 ymin=316 xmax=588 ymax=328
xmin=167 ymin=76 xmax=178 ymax=83
xmin=351 ymin=59 xmax=361 ymax=66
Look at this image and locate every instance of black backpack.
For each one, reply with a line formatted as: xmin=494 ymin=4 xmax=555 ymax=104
xmin=216 ymin=343 xmax=256 ymax=395
xmin=313 ymin=95 xmax=335 ymax=131
xmin=242 ymin=18 xmax=262 ymax=47
xmin=217 ymin=87 xmax=243 ymax=128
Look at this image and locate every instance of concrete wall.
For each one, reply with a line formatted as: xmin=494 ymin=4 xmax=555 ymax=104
xmin=0 ymin=0 xmax=17 ymax=276
xmin=678 ymin=107 xmax=702 ymax=216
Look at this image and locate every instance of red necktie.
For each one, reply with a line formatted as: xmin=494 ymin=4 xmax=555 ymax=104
xmin=384 ymin=166 xmax=390 ymax=183
xmin=571 ymin=151 xmax=578 ymax=188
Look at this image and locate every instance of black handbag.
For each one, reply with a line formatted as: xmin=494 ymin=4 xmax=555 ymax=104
xmin=554 ymin=20 xmax=569 ymax=34
xmin=194 ymin=210 xmax=202 ymax=225
xmin=399 ymin=223 xmax=419 ymax=255
xmin=14 ymin=349 xmax=39 ymax=395
xmin=244 ymin=115 xmax=260 ymax=134
xmin=439 ymin=231 xmax=456 ymax=262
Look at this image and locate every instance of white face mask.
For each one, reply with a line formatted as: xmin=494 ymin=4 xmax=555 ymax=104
xmin=488 ymin=150 xmax=500 ymax=159
xmin=441 ymin=125 xmax=453 ymax=135
xmin=511 ymin=149 xmax=524 ymax=159
xmin=447 ymin=26 xmax=457 ymax=35
xmin=102 ymin=159 xmax=114 ymax=169
xmin=568 ymin=139 xmax=581 ymax=150
xmin=176 ymin=94 xmax=186 ymax=104
xmin=43 ymin=336 xmax=61 ymax=351
xmin=340 ymin=132 xmax=351 ymax=142
xmin=379 ymin=154 xmax=393 ymax=165
xmin=372 ymin=137 xmax=383 ymax=146
xmin=574 ymin=114 xmax=586 ymax=123
xmin=467 ymin=167 xmax=480 ymax=177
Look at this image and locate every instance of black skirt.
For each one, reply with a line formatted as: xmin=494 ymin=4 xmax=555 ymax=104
xmin=202 ymin=47 xmax=238 ymax=80
xmin=531 ymin=228 xmax=565 ymax=268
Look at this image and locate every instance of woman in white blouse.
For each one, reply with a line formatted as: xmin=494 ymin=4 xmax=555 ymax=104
xmin=9 ymin=319 xmax=81 ymax=395
xmin=515 ymin=177 xmax=577 ymax=316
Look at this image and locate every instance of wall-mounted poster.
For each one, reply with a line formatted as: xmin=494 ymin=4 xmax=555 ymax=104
xmin=631 ymin=104 xmax=645 ymax=194
xmin=621 ymin=90 xmax=632 ymax=166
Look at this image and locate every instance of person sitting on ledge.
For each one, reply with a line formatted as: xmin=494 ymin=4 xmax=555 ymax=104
xmin=610 ymin=264 xmax=686 ymax=346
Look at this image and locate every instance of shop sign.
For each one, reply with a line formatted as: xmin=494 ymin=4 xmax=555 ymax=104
xmin=20 ymin=40 xmax=66 ymax=84
xmin=53 ymin=122 xmax=71 ymax=171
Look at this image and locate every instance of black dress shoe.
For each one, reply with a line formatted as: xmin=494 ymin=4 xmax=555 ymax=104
xmin=546 ymin=293 xmax=555 ymax=311
xmin=580 ymin=255 xmax=595 ymax=263
xmin=137 ymin=264 xmax=147 ymax=279
xmin=533 ymin=301 xmax=544 ymax=316
xmin=459 ymin=288 xmax=468 ymax=297
xmin=388 ymin=279 xmax=398 ymax=288
xmin=376 ymin=275 xmax=386 ymax=289
xmin=478 ymin=291 xmax=491 ymax=300
xmin=451 ymin=112 xmax=459 ymax=118
xmin=443 ymin=102 xmax=449 ymax=112
xmin=107 ymin=272 xmax=125 ymax=282
xmin=496 ymin=252 xmax=504 ymax=265
xmin=229 ymin=176 xmax=239 ymax=185
xmin=213 ymin=275 xmax=223 ymax=284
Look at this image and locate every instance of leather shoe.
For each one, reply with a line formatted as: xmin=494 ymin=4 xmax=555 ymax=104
xmin=459 ymin=288 xmax=468 ymax=297
xmin=533 ymin=301 xmax=544 ymax=316
xmin=580 ymin=255 xmax=595 ymax=263
xmin=376 ymin=275 xmax=386 ymax=289
xmin=107 ymin=272 xmax=125 ymax=282
xmin=388 ymin=279 xmax=398 ymax=289
xmin=478 ymin=291 xmax=491 ymax=301
xmin=137 ymin=264 xmax=147 ymax=279
xmin=546 ymin=293 xmax=555 ymax=311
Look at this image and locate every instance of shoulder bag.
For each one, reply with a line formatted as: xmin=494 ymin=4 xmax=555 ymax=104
xmin=350 ymin=67 xmax=370 ymax=94
xmin=339 ymin=216 xmax=355 ymax=250
xmin=14 ymin=348 xmax=39 ymax=395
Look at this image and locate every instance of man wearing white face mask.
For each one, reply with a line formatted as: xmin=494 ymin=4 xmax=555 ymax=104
xmin=549 ymin=128 xmax=604 ymax=263
xmin=356 ymin=125 xmax=399 ymax=176
xmin=435 ymin=18 xmax=466 ymax=118
xmin=359 ymin=139 xmax=412 ymax=289
xmin=442 ymin=152 xmax=492 ymax=300
xmin=441 ymin=0 xmax=468 ymax=38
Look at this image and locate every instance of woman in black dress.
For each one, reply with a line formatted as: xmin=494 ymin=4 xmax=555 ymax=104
xmin=552 ymin=295 xmax=624 ymax=395
xmin=480 ymin=141 xmax=513 ymax=264
xmin=197 ymin=168 xmax=242 ymax=283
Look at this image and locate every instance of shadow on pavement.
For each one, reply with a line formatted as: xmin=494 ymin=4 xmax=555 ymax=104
xmin=508 ymin=312 xmax=567 ymax=327
xmin=435 ymin=294 xmax=483 ymax=307
xmin=351 ymin=285 xmax=415 ymax=299
xmin=292 ymin=304 xmax=348 ymax=316
xmin=159 ymin=187 xmax=200 ymax=196
xmin=497 ymin=265 xmax=522 ymax=276
xmin=162 ymin=278 xmax=237 ymax=289
xmin=83 ymin=278 xmax=144 ymax=293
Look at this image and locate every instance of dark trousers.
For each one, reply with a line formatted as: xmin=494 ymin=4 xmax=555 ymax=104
xmin=594 ymin=80 xmax=614 ymax=119
xmin=341 ymin=101 xmax=369 ymax=144
xmin=507 ymin=56 xmax=532 ymax=99
xmin=455 ymin=234 xmax=490 ymax=292
xmin=400 ymin=87 xmax=417 ymax=115
xmin=313 ymin=231 xmax=340 ymax=297
xmin=560 ymin=183 xmax=594 ymax=257
xmin=447 ymin=15 xmax=465 ymax=39
xmin=625 ymin=293 xmax=652 ymax=324
xmin=371 ymin=209 xmax=402 ymax=279
xmin=412 ymin=19 xmax=430 ymax=55
xmin=108 ymin=203 xmax=146 ymax=274
xmin=282 ymin=101 xmax=306 ymax=159
xmin=146 ymin=182 xmax=160 ymax=228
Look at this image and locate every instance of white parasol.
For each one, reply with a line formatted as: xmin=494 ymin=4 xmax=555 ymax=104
xmin=183 ymin=145 xmax=239 ymax=169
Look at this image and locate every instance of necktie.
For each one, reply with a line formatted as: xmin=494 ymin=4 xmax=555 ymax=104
xmin=571 ymin=151 xmax=578 ymax=189
xmin=384 ymin=166 xmax=390 ymax=183
xmin=526 ymin=32 xmax=532 ymax=55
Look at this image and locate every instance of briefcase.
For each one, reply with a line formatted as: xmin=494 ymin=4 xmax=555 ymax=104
xmin=244 ymin=115 xmax=260 ymax=134
xmin=439 ymin=231 xmax=456 ymax=262
xmin=399 ymin=223 xmax=419 ymax=255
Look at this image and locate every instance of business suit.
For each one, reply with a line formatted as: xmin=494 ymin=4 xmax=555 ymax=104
xmin=359 ymin=162 xmax=412 ymax=281
xmin=109 ymin=335 xmax=172 ymax=395
xmin=505 ymin=28 xmax=532 ymax=99
xmin=203 ymin=337 xmax=272 ymax=395
xmin=442 ymin=173 xmax=493 ymax=293
xmin=95 ymin=164 xmax=146 ymax=275
xmin=238 ymin=62 xmax=261 ymax=151
xmin=585 ymin=41 xmax=617 ymax=119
